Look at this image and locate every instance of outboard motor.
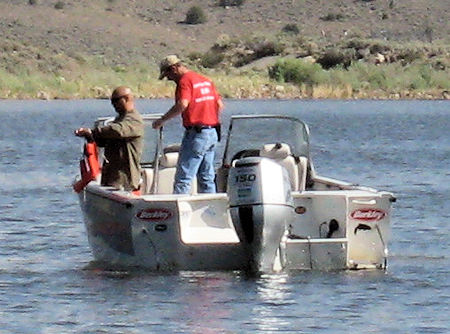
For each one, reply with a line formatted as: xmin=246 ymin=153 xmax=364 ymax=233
xmin=228 ymin=157 xmax=294 ymax=272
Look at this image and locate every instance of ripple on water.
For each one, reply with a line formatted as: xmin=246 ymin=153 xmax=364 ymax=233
xmin=0 ymin=100 xmax=449 ymax=333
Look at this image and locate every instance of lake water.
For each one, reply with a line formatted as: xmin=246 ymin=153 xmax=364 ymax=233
xmin=0 ymin=99 xmax=449 ymax=333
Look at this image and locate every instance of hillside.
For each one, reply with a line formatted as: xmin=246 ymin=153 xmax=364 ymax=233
xmin=0 ymin=0 xmax=449 ymax=99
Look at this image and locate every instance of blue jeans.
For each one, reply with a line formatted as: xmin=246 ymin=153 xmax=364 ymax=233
xmin=173 ymin=128 xmax=218 ymax=194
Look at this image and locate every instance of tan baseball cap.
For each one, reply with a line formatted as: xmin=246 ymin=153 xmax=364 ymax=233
xmin=159 ymin=55 xmax=181 ymax=80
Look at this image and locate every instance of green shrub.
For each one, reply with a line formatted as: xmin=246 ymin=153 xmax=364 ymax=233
xmin=369 ymin=42 xmax=391 ymax=54
xmin=187 ymin=52 xmax=203 ymax=62
xmin=185 ymin=6 xmax=207 ymax=24
xmin=346 ymin=38 xmax=370 ymax=50
xmin=337 ymin=61 xmax=450 ymax=92
xmin=232 ymin=37 xmax=285 ymax=67
xmin=431 ymin=55 xmax=449 ymax=71
xmin=321 ymin=13 xmax=345 ymax=21
xmin=343 ymin=62 xmax=388 ymax=90
xmin=269 ymin=58 xmax=327 ymax=85
xmin=403 ymin=63 xmax=449 ymax=90
xmin=282 ymin=24 xmax=300 ymax=35
xmin=317 ymin=50 xmax=353 ymax=69
xmin=218 ymin=0 xmax=245 ymax=7
xmin=201 ymin=51 xmax=224 ymax=68
xmin=214 ymin=34 xmax=232 ymax=49
xmin=397 ymin=48 xmax=424 ymax=64
xmin=29 ymin=0 xmax=38 ymax=5
xmin=367 ymin=69 xmax=387 ymax=89
xmin=328 ymin=66 xmax=360 ymax=88
xmin=254 ymin=40 xmax=284 ymax=58
xmin=54 ymin=1 xmax=64 ymax=9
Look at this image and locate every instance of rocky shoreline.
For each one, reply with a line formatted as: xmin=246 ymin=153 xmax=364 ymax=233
xmin=11 ymin=86 xmax=450 ymax=101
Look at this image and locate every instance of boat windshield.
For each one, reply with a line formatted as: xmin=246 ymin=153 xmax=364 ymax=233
xmin=222 ymin=115 xmax=309 ymax=165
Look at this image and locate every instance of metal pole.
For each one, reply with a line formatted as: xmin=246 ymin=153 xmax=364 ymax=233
xmin=150 ymin=127 xmax=163 ymax=194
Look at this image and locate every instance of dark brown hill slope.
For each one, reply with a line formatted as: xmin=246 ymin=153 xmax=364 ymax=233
xmin=1 ymin=0 xmax=448 ymax=69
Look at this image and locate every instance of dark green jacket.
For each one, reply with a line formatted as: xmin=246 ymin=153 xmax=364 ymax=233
xmin=92 ymin=110 xmax=144 ymax=191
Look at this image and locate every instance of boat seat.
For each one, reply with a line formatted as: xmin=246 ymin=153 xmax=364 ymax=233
xmin=260 ymin=143 xmax=307 ymax=191
xmin=140 ymin=152 xmax=177 ymax=194
xmin=157 ymin=151 xmax=179 ymax=194
xmin=297 ymin=155 xmax=308 ymax=191
xmin=142 ymin=145 xmax=197 ymax=195
xmin=140 ymin=168 xmax=154 ymax=194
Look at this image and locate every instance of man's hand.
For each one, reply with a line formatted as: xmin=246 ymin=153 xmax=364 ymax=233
xmin=74 ymin=127 xmax=92 ymax=137
xmin=152 ymin=119 xmax=164 ymax=129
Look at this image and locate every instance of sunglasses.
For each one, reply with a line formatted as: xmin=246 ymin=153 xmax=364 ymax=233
xmin=111 ymin=96 xmax=126 ymax=104
xmin=164 ymin=65 xmax=176 ymax=74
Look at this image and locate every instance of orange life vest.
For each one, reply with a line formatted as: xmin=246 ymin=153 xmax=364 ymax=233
xmin=73 ymin=142 xmax=101 ymax=193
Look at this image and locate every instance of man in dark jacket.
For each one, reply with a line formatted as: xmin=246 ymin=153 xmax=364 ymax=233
xmin=75 ymin=86 xmax=144 ymax=192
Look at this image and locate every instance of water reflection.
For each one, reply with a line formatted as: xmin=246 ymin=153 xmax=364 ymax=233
xmin=177 ymin=272 xmax=233 ymax=333
xmin=254 ymin=273 xmax=293 ymax=332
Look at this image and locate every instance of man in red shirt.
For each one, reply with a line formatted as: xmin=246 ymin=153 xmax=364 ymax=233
xmin=152 ymin=55 xmax=224 ymax=194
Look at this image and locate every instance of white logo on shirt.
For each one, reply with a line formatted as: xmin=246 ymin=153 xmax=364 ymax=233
xmin=193 ymin=81 xmax=212 ymax=89
xmin=195 ymin=96 xmax=215 ymax=103
xmin=200 ymin=87 xmax=211 ymax=95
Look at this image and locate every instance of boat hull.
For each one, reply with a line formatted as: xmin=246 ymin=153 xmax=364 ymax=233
xmin=78 ymin=184 xmax=393 ymax=271
xmin=79 ymin=185 xmax=248 ymax=270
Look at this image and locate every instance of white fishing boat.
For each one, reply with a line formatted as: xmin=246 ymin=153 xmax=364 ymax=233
xmin=75 ymin=114 xmax=395 ymax=272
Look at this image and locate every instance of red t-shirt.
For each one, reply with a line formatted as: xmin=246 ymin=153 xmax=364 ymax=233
xmin=176 ymin=71 xmax=221 ymax=127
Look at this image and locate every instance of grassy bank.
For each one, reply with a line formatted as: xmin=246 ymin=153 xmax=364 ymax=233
xmin=1 ymin=63 xmax=448 ymax=100
xmin=0 ymin=37 xmax=449 ymax=100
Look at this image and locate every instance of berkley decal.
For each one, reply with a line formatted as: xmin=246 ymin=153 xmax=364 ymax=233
xmin=350 ymin=208 xmax=386 ymax=221
xmin=136 ymin=208 xmax=173 ymax=221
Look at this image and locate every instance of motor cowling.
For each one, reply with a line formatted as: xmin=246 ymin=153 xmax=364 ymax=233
xmin=227 ymin=157 xmax=294 ymax=272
